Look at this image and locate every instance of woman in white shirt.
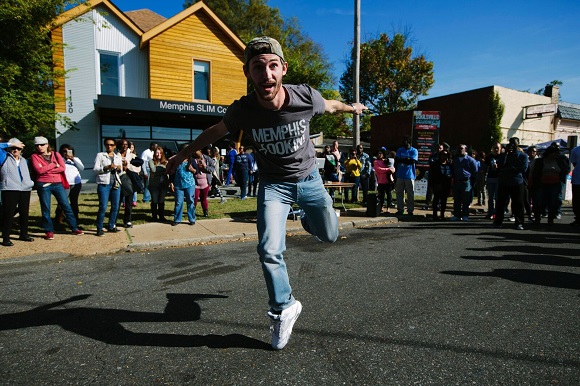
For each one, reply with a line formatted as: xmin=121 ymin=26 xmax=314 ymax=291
xmin=55 ymin=144 xmax=84 ymax=226
xmin=93 ymin=137 xmax=123 ymax=236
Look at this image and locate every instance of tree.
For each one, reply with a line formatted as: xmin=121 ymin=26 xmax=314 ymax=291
xmin=310 ymin=89 xmax=351 ymax=137
xmin=184 ymin=0 xmax=283 ymax=42
xmin=535 ymin=80 xmax=563 ymax=96
xmin=339 ymin=33 xmax=434 ymax=116
xmin=186 ymin=0 xmax=333 ymax=90
xmin=0 ymin=0 xmax=76 ymax=142
xmin=185 ymin=0 xmax=343 ymax=137
xmin=484 ymin=90 xmax=504 ymax=150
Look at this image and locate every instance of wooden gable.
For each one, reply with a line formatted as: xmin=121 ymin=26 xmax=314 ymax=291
xmin=142 ymin=3 xmax=246 ymax=104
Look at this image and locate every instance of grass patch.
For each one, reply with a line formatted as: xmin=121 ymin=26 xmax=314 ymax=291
xmin=27 ymin=191 xmax=372 ymax=232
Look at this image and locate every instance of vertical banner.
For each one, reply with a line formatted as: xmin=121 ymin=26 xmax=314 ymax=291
xmin=412 ymin=111 xmax=441 ymax=173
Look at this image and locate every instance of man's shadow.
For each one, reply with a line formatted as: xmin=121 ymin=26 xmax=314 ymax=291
xmin=0 ymin=293 xmax=270 ymax=350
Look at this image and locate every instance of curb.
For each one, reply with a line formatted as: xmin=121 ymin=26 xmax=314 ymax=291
xmin=126 ymin=216 xmax=399 ymax=252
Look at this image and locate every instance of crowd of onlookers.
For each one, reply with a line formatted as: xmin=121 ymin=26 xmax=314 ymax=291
xmin=0 ymin=136 xmax=261 ymax=246
xmin=1 ymin=134 xmax=578 ymax=246
xmin=320 ymin=136 xmax=578 ymax=230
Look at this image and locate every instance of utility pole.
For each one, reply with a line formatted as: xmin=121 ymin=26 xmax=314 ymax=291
xmin=353 ymin=0 xmax=361 ymax=147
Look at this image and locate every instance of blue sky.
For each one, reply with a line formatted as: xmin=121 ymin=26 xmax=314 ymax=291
xmin=112 ymin=0 xmax=580 ymax=103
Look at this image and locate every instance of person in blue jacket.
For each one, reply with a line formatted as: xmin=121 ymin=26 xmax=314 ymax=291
xmin=450 ymin=144 xmax=478 ymax=221
xmin=224 ymin=141 xmax=237 ymax=186
xmin=394 ymin=136 xmax=418 ymax=215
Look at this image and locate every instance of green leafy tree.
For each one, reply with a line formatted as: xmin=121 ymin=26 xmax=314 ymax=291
xmin=310 ymin=89 xmax=350 ymax=137
xmin=0 ymin=0 xmax=76 ymax=142
xmin=535 ymin=80 xmax=563 ymax=95
xmin=184 ymin=0 xmax=284 ymax=42
xmin=185 ymin=0 xmax=343 ymax=137
xmin=484 ymin=90 xmax=504 ymax=150
xmin=340 ymin=33 xmax=434 ymax=116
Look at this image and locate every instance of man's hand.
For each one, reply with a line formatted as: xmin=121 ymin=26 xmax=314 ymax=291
xmin=166 ymin=153 xmax=186 ymax=176
xmin=349 ymin=102 xmax=368 ymax=115
xmin=323 ymin=99 xmax=369 ymax=114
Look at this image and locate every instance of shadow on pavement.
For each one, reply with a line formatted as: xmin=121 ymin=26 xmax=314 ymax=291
xmin=441 ymin=268 xmax=580 ymax=290
xmin=0 ymin=293 xmax=270 ymax=350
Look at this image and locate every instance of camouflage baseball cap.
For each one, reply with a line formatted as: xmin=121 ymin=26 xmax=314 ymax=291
xmin=244 ymin=36 xmax=285 ymax=65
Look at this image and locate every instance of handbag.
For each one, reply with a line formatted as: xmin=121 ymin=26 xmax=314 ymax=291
xmin=54 ymin=152 xmax=70 ymax=189
xmin=130 ymin=157 xmax=144 ymax=167
xmin=126 ymin=169 xmax=145 ymax=193
xmin=120 ymin=173 xmax=134 ymax=197
xmin=60 ymin=172 xmax=70 ymax=189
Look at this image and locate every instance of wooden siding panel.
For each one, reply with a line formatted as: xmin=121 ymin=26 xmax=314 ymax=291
xmin=148 ymin=11 xmax=246 ymax=105
xmin=52 ymin=27 xmax=66 ymax=113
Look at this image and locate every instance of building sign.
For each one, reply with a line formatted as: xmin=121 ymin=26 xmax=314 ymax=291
xmin=159 ymin=100 xmax=228 ymax=115
xmin=412 ymin=110 xmax=441 ymax=171
xmin=525 ymin=103 xmax=557 ymax=119
xmin=96 ymin=95 xmax=228 ymax=117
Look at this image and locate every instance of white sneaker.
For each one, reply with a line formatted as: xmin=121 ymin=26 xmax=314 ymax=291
xmin=268 ymin=300 xmax=302 ymax=350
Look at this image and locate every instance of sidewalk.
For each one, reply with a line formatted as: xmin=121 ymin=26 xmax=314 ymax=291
xmin=125 ymin=206 xmax=402 ymax=251
xmin=0 ymin=207 xmax=406 ymax=260
xmin=1 ymin=186 xmax=419 ymax=260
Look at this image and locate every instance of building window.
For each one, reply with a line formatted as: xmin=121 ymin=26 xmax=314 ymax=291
xmin=101 ymin=125 xmax=204 ymax=156
xmin=102 ymin=125 xmax=151 ymax=140
xmin=193 ymin=60 xmax=210 ymax=101
xmin=99 ymin=52 xmax=120 ymax=96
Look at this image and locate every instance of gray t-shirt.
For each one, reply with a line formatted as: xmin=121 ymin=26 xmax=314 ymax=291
xmin=223 ymin=84 xmax=326 ymax=182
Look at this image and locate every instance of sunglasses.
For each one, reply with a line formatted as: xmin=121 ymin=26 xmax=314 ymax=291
xmin=8 ymin=147 xmax=21 ymax=151
xmin=105 ymin=143 xmax=116 ymax=146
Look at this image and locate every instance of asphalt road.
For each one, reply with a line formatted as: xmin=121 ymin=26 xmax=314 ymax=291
xmin=0 ymin=217 xmax=579 ymax=385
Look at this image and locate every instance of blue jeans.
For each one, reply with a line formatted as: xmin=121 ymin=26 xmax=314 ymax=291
xmin=36 ymin=182 xmax=78 ymax=232
xmin=452 ymin=180 xmax=472 ymax=218
xmin=174 ymin=186 xmax=196 ymax=223
xmin=257 ymin=169 xmax=338 ymax=312
xmin=142 ymin=174 xmax=151 ymax=202
xmin=486 ymin=178 xmax=499 ymax=215
xmin=97 ymin=179 xmax=121 ymax=231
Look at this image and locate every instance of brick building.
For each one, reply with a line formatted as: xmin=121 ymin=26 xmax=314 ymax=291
xmin=370 ymin=85 xmax=580 ymax=154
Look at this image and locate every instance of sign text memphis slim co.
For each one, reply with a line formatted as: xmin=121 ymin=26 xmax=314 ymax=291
xmin=159 ymin=101 xmax=228 ymax=115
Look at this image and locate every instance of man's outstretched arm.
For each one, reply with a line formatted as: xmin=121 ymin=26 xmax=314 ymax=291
xmin=166 ymin=120 xmax=229 ymax=175
xmin=324 ymin=100 xmax=368 ymax=115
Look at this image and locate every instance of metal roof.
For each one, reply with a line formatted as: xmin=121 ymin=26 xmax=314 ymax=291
xmin=559 ymin=102 xmax=580 ymax=121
